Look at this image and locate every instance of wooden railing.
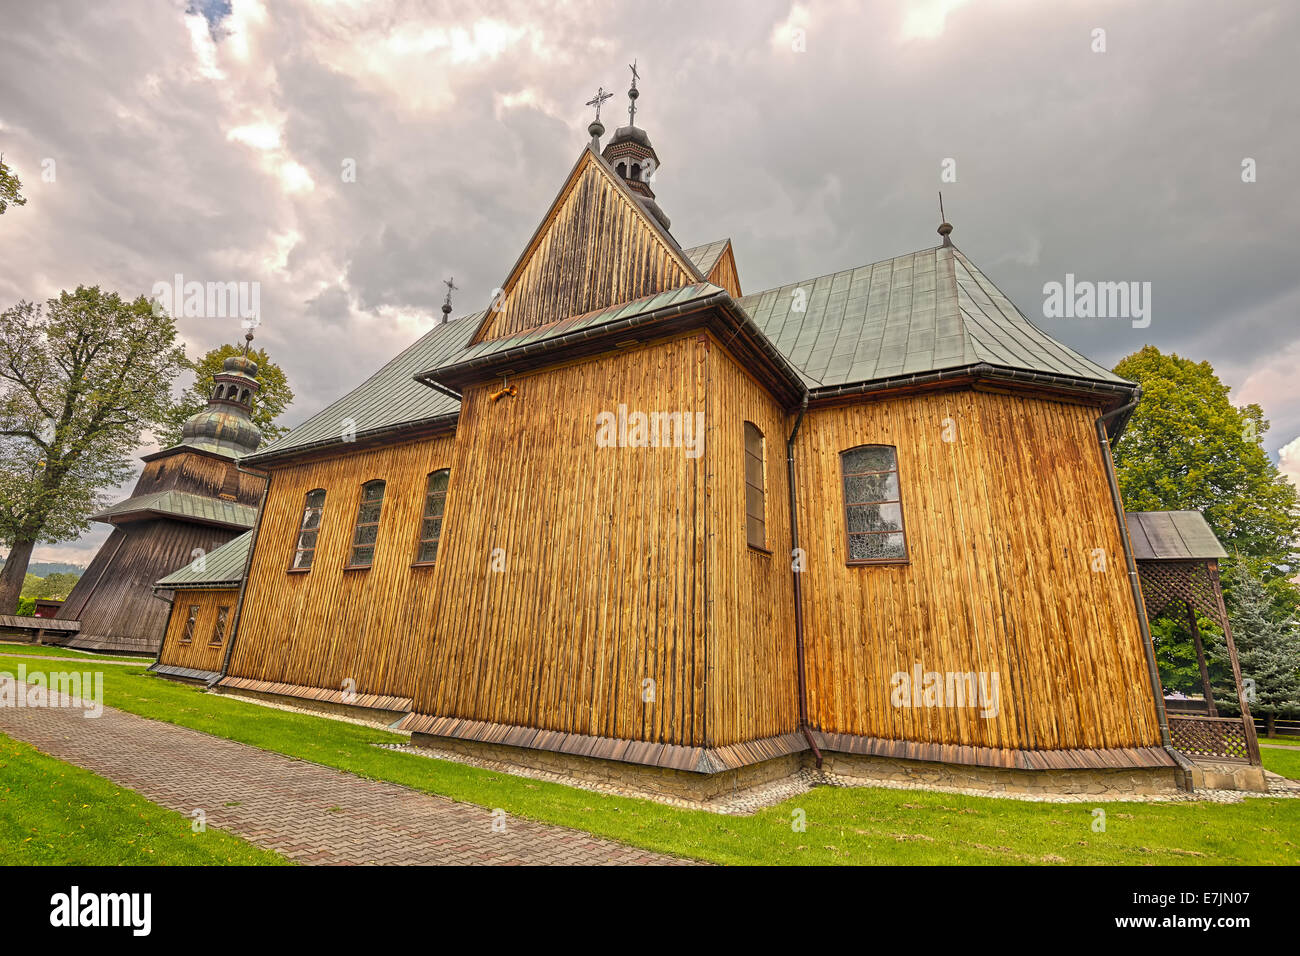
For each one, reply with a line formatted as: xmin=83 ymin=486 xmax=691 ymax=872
xmin=1168 ymin=714 xmax=1260 ymax=764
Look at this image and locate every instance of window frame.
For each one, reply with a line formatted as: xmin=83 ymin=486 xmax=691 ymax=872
xmin=841 ymin=444 xmax=910 ymax=567
xmin=208 ymin=605 xmax=230 ymax=647
xmin=743 ymin=422 xmax=768 ymax=552
xmin=345 ymin=479 xmax=386 ymax=570
xmin=288 ymin=489 xmax=326 ymax=572
xmin=179 ymin=604 xmax=199 ymax=644
xmin=412 ymin=469 xmax=450 ymax=567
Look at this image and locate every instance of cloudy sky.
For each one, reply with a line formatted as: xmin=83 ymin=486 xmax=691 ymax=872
xmin=1 ymin=0 xmax=1297 ymax=564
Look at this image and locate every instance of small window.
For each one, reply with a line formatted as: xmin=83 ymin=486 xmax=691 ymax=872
xmin=208 ymin=606 xmax=230 ymax=646
xmin=240 ymin=388 xmax=250 ymax=404
xmin=179 ymin=605 xmax=199 ymax=644
xmin=616 ymin=162 xmax=626 ymax=176
xmin=347 ymin=480 xmax=385 ymax=568
xmin=841 ymin=445 xmax=908 ymax=564
xmin=630 ymin=163 xmax=641 ymax=180
xmin=291 ymin=489 xmax=326 ymax=570
xmin=415 ymin=469 xmax=450 ymax=564
xmin=744 ymin=422 xmax=766 ymax=549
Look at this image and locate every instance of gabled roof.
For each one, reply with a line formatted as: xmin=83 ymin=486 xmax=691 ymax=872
xmin=244 ymin=314 xmax=479 ymax=464
xmin=736 ymin=244 xmax=1128 ymax=391
xmin=155 ymin=530 xmax=252 ymax=590
xmin=1126 ymin=511 xmax=1228 ymax=561
xmin=467 ymin=146 xmax=704 ymax=345
xmin=683 ymin=239 xmax=731 ymax=277
xmin=92 ymin=490 xmax=257 ymax=530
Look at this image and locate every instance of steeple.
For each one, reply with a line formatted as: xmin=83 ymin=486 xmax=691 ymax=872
xmin=601 ymin=59 xmax=671 ymax=231
xmin=178 ymin=328 xmax=263 ymax=458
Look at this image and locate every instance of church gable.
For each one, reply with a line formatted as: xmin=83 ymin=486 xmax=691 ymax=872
xmin=470 ymin=148 xmax=701 ymax=344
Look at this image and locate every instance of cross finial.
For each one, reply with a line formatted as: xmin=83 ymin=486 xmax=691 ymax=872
xmin=585 ymin=86 xmax=613 ymax=123
xmin=627 ymin=59 xmax=640 ymax=126
xmin=440 ymin=276 xmax=458 ymax=323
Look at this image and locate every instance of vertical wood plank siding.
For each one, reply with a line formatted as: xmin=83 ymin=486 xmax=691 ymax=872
xmin=132 ymin=450 xmax=264 ymax=507
xmin=59 ymin=519 xmax=243 ymax=652
xmin=705 ymin=343 xmax=799 ymax=745
xmin=408 ymin=333 xmax=712 ymax=746
xmin=706 ymin=245 xmax=742 ymax=298
xmin=157 ymin=587 xmax=239 ymax=673
xmin=226 ymin=435 xmax=456 ymax=699
xmin=793 ymin=389 xmax=1161 ymax=751
xmin=473 ymin=154 xmax=696 ymax=343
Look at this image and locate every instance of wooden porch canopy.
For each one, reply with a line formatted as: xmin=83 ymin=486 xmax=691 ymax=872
xmin=1127 ymin=510 xmax=1261 ymax=764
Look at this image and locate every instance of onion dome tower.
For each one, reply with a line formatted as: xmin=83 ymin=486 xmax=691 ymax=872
xmin=601 ymin=60 xmax=672 ymax=231
xmin=180 ymin=343 xmax=263 ymax=458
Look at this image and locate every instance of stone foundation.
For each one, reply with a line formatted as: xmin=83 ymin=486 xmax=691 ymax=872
xmin=213 ymin=685 xmax=408 ymax=730
xmin=409 ymin=732 xmax=1186 ymax=804
xmin=1185 ymin=761 xmax=1269 ymax=793
xmin=819 ymin=751 xmax=1183 ymax=798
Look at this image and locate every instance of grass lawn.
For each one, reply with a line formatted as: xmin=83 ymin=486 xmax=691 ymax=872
xmin=0 ymin=642 xmax=150 ymax=665
xmin=1259 ymin=737 xmax=1300 ymax=748
xmin=0 ymin=732 xmax=287 ymax=865
xmin=1261 ymin=746 xmax=1300 ymax=780
xmin=1 ymin=652 xmax=1297 ymax=865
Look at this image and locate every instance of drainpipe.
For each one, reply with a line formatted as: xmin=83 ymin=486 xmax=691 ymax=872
xmin=786 ymin=388 xmax=822 ymax=767
xmin=211 ymin=462 xmax=271 ymax=686
xmin=1094 ymin=388 xmax=1173 ymax=752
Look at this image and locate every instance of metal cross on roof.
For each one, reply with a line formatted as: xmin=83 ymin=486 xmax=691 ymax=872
xmin=585 ymin=86 xmax=613 ymax=123
xmin=627 ymin=59 xmax=640 ymax=126
xmin=440 ymin=276 xmax=458 ymax=321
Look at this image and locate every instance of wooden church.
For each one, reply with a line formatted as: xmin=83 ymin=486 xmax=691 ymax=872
xmin=59 ymin=353 xmax=265 ymax=654
xmin=154 ymin=75 xmax=1183 ymax=795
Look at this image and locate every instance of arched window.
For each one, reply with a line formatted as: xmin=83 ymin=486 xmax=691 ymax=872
xmin=291 ymin=489 xmax=326 ymax=570
xmin=240 ymin=388 xmax=250 ymax=404
xmin=744 ymin=422 xmax=766 ymax=549
xmin=347 ymin=480 xmax=385 ymax=568
xmin=415 ymin=469 xmax=450 ymax=564
xmin=616 ymin=162 xmax=627 ymax=177
xmin=630 ymin=163 xmax=641 ymax=180
xmin=841 ymin=445 xmax=908 ymax=564
xmin=213 ymin=385 xmax=225 ymax=400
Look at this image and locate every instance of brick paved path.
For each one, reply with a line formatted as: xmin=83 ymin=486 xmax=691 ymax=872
xmin=0 ymin=679 xmax=694 ymax=865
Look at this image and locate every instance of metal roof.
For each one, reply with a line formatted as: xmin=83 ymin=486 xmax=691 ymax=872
xmin=257 ymin=241 xmax=1132 ymax=465
xmin=92 ymin=490 xmax=257 ymax=529
xmin=682 ymin=238 xmax=730 ymax=277
xmin=245 ymin=314 xmax=480 ymax=463
xmin=1126 ymin=511 xmax=1228 ymax=561
xmin=735 ymin=245 xmax=1129 ymax=391
xmin=156 ymin=530 xmax=252 ymax=589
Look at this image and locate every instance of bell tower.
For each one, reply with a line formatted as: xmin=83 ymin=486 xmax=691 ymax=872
xmin=600 ymin=60 xmax=671 ymax=231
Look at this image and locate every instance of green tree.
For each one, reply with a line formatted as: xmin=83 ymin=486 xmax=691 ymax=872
xmin=34 ymin=571 xmax=80 ymax=600
xmin=0 ymin=155 xmax=26 ymax=214
xmin=1113 ymin=346 xmax=1300 ymax=616
xmin=0 ymin=286 xmax=186 ymax=615
xmin=1216 ymin=560 xmax=1300 ymax=735
xmin=155 ymin=343 xmax=294 ymax=448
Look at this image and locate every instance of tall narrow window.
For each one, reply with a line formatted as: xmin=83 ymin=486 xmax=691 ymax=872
xmin=291 ymin=489 xmax=326 ymax=570
xmin=180 ymin=605 xmax=199 ymax=644
xmin=209 ymin=605 xmax=230 ymax=646
xmin=415 ymin=469 xmax=450 ymax=565
xmin=841 ymin=445 xmax=908 ymax=564
xmin=347 ymin=480 xmax=385 ymax=568
xmin=744 ymin=422 xmax=766 ymax=549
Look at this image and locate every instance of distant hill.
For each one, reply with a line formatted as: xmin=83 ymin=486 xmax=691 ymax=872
xmin=0 ymin=558 xmax=86 ymax=577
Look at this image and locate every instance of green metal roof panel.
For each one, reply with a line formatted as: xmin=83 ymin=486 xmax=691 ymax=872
xmin=246 ymin=314 xmax=481 ymax=462
xmin=735 ymin=244 xmax=1128 ymax=391
xmin=156 ymin=530 xmax=252 ymax=588
xmin=92 ymin=490 xmax=257 ymax=529
xmin=682 ymin=238 xmax=730 ymax=277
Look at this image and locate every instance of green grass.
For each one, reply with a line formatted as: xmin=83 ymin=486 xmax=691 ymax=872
xmin=0 ymin=642 xmax=149 ymax=665
xmin=1261 ymin=745 xmax=1300 ymax=780
xmin=1259 ymin=736 xmax=1300 ymax=748
xmin=0 ymin=732 xmax=287 ymax=865
xmin=1 ymin=651 xmax=1297 ymax=865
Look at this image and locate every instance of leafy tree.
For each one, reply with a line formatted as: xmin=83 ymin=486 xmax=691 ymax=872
xmin=31 ymin=571 xmax=80 ymax=600
xmin=155 ymin=343 xmax=294 ymax=448
xmin=0 ymin=287 xmax=186 ymax=615
xmin=0 ymin=155 xmax=26 ymax=214
xmin=1113 ymin=346 xmax=1300 ymax=559
xmin=1215 ymin=560 xmax=1300 ymax=735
